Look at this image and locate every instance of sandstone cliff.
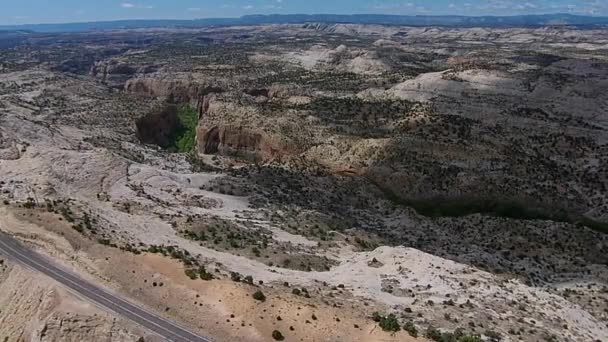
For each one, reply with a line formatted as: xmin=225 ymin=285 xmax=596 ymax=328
xmin=196 ymin=125 xmax=286 ymax=162
xmin=194 ymin=95 xmax=300 ymax=162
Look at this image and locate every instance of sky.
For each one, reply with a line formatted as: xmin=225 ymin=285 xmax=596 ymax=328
xmin=1 ymin=0 xmax=607 ymax=25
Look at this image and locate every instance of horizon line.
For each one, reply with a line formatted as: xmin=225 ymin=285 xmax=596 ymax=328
xmin=1 ymin=12 xmax=606 ymax=28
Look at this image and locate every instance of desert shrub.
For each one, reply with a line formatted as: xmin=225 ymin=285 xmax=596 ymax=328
xmin=253 ymin=290 xmax=266 ymax=302
xmin=59 ymin=206 xmax=75 ymax=222
xmin=404 ymin=321 xmax=418 ymax=337
xmin=271 ymin=330 xmax=284 ymax=341
xmin=543 ymin=335 xmax=558 ymax=342
xmin=97 ymin=238 xmax=110 ymax=246
xmin=198 ymin=266 xmax=214 ymax=280
xmin=373 ymin=312 xmax=400 ymax=332
xmin=230 ymin=272 xmax=242 ymax=282
xmin=184 ymin=269 xmax=198 ymax=280
xmin=426 ymin=326 xmax=481 ymax=342
xmin=484 ymin=329 xmax=502 ymax=341
xmin=23 ymin=197 xmax=36 ymax=209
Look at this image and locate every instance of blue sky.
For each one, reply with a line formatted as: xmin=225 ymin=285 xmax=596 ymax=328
xmin=1 ymin=0 xmax=607 ymax=25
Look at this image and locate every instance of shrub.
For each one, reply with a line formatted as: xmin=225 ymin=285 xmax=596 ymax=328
xmin=198 ymin=266 xmax=214 ymax=280
xmin=230 ymin=272 xmax=242 ymax=282
xmin=23 ymin=197 xmax=36 ymax=209
xmin=97 ymin=238 xmax=111 ymax=246
xmin=426 ymin=326 xmax=443 ymax=341
xmin=426 ymin=326 xmax=481 ymax=342
xmin=374 ymin=313 xmax=400 ymax=333
xmin=484 ymin=330 xmax=502 ymax=341
xmin=184 ymin=269 xmax=198 ymax=280
xmin=271 ymin=330 xmax=284 ymax=341
xmin=404 ymin=321 xmax=418 ymax=337
xmin=253 ymin=290 xmax=266 ymax=302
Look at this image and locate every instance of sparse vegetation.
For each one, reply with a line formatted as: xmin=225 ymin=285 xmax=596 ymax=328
xmin=404 ymin=321 xmax=419 ymax=337
xmin=231 ymin=272 xmax=242 ymax=282
xmin=426 ymin=326 xmax=482 ymax=342
xmin=372 ymin=312 xmax=400 ymax=333
xmin=184 ymin=269 xmax=198 ymax=280
xmin=198 ymin=266 xmax=214 ymax=281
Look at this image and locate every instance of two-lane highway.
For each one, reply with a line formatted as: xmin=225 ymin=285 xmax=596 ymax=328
xmin=0 ymin=231 xmax=212 ymax=342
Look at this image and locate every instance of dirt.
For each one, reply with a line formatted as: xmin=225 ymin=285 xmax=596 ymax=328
xmin=0 ymin=204 xmax=419 ymax=342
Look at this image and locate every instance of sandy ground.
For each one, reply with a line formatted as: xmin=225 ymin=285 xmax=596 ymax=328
xmin=3 ymin=202 xmax=608 ymax=341
xmin=0 ymin=205 xmax=420 ymax=342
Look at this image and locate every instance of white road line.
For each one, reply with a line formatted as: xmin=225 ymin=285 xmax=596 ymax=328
xmin=0 ymin=237 xmax=210 ymax=342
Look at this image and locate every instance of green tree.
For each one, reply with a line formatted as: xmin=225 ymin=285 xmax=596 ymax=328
xmin=173 ymin=106 xmax=198 ymax=153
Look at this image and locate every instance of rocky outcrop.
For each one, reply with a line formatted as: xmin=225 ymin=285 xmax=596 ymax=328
xmin=51 ymin=49 xmax=125 ymax=75
xmin=90 ymin=59 xmax=152 ymax=88
xmin=0 ymin=263 xmax=142 ymax=342
xmin=35 ymin=313 xmax=139 ymax=342
xmin=194 ymin=93 xmax=298 ymax=162
xmin=268 ymin=44 xmax=391 ymax=75
xmin=125 ymin=77 xmax=198 ymax=101
xmin=196 ymin=125 xmax=290 ymax=162
xmin=125 ymin=77 xmax=222 ymax=102
xmin=0 ymin=132 xmax=21 ymax=160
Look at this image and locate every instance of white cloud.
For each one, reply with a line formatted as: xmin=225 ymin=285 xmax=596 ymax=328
xmin=372 ymin=2 xmax=414 ymax=11
xmin=121 ymin=2 xmax=155 ymax=9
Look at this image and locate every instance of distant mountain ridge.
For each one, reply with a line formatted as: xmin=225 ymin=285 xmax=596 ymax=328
xmin=2 ymin=13 xmax=608 ymax=33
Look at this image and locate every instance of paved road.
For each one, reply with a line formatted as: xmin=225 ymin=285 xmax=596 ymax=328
xmin=0 ymin=231 xmax=212 ymax=342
